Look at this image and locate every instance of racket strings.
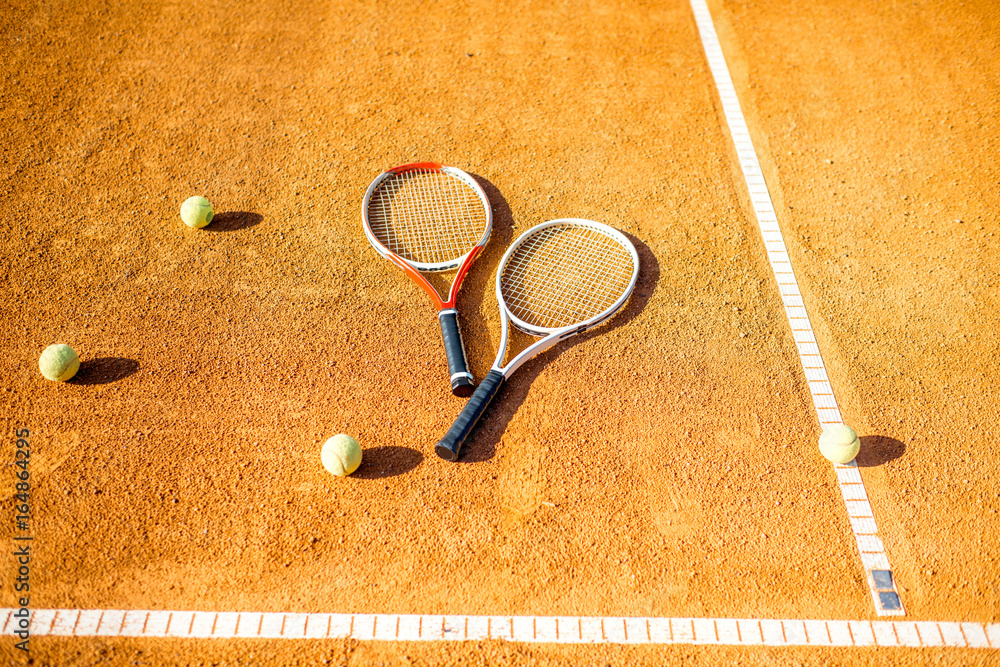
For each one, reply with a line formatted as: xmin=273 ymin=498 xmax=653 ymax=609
xmin=367 ymin=169 xmax=487 ymax=265
xmin=374 ymin=170 xmax=481 ymax=262
xmin=501 ymin=224 xmax=635 ymax=330
xmin=375 ymin=170 xmax=473 ymax=260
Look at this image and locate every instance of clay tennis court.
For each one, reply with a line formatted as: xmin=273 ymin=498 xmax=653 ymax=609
xmin=2 ymin=0 xmax=998 ymax=663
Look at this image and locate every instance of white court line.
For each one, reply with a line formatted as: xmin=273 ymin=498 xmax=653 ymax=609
xmin=1 ymin=609 xmax=996 ymax=648
xmin=688 ymin=0 xmax=904 ymax=616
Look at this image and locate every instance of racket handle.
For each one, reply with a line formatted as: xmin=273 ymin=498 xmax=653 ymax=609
xmin=435 ymin=370 xmax=505 ymax=461
xmin=439 ymin=309 xmax=475 ymax=397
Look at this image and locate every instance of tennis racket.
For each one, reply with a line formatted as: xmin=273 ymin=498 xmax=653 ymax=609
xmin=435 ymin=218 xmax=639 ymax=461
xmin=362 ymin=162 xmax=492 ymax=397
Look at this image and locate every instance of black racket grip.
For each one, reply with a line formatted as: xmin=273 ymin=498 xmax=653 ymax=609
xmin=435 ymin=369 xmax=505 ymax=461
xmin=439 ymin=310 xmax=474 ymax=397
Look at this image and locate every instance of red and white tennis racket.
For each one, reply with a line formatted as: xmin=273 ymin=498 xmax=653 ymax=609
xmin=362 ymin=162 xmax=492 ymax=397
xmin=435 ymin=219 xmax=639 ymax=461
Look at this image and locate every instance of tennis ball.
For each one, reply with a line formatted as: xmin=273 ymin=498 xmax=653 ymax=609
xmin=321 ymin=434 xmax=363 ymax=477
xmin=180 ymin=196 xmax=214 ymax=229
xmin=818 ymin=424 xmax=861 ymax=464
xmin=39 ymin=344 xmax=80 ymax=382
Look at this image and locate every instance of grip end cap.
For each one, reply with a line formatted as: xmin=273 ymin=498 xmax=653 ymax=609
xmin=435 ymin=442 xmax=460 ymax=462
xmin=451 ymin=377 xmax=475 ymax=397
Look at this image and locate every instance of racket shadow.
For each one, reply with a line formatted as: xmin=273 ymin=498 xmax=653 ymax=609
xmin=456 ymin=231 xmax=660 ymax=463
xmin=465 ymin=172 xmax=516 ymax=271
xmin=450 ymin=173 xmax=516 ymax=377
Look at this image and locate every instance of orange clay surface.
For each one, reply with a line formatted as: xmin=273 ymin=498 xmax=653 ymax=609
xmin=2 ymin=0 xmax=999 ymax=664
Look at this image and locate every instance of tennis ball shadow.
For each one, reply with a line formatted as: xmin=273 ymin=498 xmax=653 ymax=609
xmin=351 ymin=446 xmax=423 ymax=479
xmin=456 ymin=231 xmax=659 ymax=464
xmin=71 ymin=357 xmax=140 ymax=385
xmin=205 ymin=211 xmax=263 ymax=232
xmin=855 ymin=435 xmax=906 ymax=467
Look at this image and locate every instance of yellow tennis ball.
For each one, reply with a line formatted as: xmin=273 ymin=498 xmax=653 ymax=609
xmin=180 ymin=196 xmax=214 ymax=228
xmin=818 ymin=424 xmax=860 ymax=464
xmin=321 ymin=434 xmax=363 ymax=477
xmin=39 ymin=344 xmax=80 ymax=382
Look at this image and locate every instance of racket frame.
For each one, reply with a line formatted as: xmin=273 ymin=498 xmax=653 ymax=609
xmin=361 ymin=162 xmax=492 ymax=396
xmin=361 ymin=162 xmax=492 ymax=307
xmin=490 ymin=218 xmax=640 ymax=378
xmin=435 ymin=218 xmax=639 ymax=460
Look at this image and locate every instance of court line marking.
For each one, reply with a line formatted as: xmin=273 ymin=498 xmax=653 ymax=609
xmin=688 ymin=0 xmax=904 ymax=616
xmin=2 ymin=609 xmax=996 ymax=648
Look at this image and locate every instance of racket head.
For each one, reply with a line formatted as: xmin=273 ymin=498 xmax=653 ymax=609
xmin=496 ymin=219 xmax=639 ymax=336
xmin=362 ymin=162 xmax=492 ymax=273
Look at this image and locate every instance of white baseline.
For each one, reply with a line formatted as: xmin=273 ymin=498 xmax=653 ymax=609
xmin=2 ymin=609 xmax=998 ymax=648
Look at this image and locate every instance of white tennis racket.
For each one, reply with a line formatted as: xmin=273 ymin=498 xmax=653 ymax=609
xmin=435 ymin=218 xmax=639 ymax=461
xmin=362 ymin=162 xmax=492 ymax=396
